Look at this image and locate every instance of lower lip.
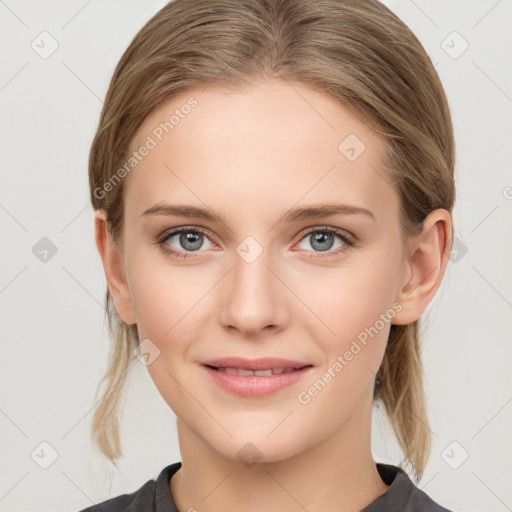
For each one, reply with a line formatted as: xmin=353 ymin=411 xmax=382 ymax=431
xmin=201 ymin=365 xmax=313 ymax=398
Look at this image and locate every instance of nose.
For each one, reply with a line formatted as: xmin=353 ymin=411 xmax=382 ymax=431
xmin=218 ymin=247 xmax=289 ymax=337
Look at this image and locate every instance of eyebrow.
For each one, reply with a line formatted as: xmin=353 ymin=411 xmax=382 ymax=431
xmin=140 ymin=202 xmax=375 ymax=224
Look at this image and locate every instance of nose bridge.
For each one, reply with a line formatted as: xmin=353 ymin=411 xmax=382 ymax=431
xmin=219 ymin=237 xmax=287 ymax=334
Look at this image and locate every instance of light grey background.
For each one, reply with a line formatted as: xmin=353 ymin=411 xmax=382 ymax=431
xmin=1 ymin=1 xmax=511 ymax=511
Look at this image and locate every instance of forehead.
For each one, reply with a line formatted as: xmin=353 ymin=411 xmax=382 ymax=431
xmin=125 ymin=80 xmax=397 ymax=223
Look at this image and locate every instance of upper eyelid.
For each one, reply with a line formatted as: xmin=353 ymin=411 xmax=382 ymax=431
xmin=296 ymin=225 xmax=354 ymax=240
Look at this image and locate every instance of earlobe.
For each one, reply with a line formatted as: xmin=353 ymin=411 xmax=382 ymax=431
xmin=94 ymin=209 xmax=137 ymax=325
xmin=392 ymin=209 xmax=452 ymax=326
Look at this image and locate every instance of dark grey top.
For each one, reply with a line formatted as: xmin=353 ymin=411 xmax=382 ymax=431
xmin=78 ymin=461 xmax=452 ymax=511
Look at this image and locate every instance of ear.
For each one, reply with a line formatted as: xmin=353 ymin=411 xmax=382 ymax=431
xmin=94 ymin=209 xmax=137 ymax=325
xmin=392 ymin=209 xmax=452 ymax=325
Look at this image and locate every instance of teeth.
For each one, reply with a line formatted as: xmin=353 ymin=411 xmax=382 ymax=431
xmin=217 ymin=367 xmax=299 ymax=376
xmin=254 ymin=369 xmax=273 ymax=376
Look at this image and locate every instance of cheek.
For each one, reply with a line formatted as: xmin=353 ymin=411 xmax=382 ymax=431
xmin=293 ymin=249 xmax=401 ymax=377
xmin=301 ymin=252 xmax=399 ymax=329
xmin=125 ymin=254 xmax=208 ymax=408
xmin=126 ymin=243 xmax=210 ymax=340
xmin=292 ymin=263 xmax=395 ymax=429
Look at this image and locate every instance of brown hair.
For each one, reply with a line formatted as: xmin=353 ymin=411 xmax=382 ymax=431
xmin=88 ymin=0 xmax=455 ymax=481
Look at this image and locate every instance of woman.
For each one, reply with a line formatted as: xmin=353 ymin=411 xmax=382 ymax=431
xmin=82 ymin=0 xmax=455 ymax=510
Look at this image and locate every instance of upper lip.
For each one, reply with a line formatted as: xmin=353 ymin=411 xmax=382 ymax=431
xmin=201 ymin=357 xmax=312 ymax=371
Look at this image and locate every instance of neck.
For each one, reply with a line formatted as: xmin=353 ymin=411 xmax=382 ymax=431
xmin=170 ymin=395 xmax=388 ymax=512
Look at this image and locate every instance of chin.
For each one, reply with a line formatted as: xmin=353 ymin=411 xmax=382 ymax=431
xmin=210 ymin=434 xmax=306 ymax=466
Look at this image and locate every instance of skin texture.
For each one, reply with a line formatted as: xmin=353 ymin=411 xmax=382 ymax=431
xmin=94 ymin=79 xmax=452 ymax=512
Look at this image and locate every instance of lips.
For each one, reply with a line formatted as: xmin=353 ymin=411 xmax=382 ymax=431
xmin=200 ymin=357 xmax=314 ymax=398
xmin=201 ymin=356 xmax=312 ymax=372
xmin=201 ymin=359 xmax=313 ymax=399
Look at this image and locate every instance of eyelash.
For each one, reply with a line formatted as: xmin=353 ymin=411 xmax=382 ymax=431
xmin=155 ymin=225 xmax=357 ymax=260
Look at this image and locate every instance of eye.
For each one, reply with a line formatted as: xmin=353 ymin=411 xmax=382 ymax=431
xmin=295 ymin=227 xmax=356 ymax=258
xmin=155 ymin=225 xmax=357 ymax=260
xmin=156 ymin=226 xmax=215 ymax=259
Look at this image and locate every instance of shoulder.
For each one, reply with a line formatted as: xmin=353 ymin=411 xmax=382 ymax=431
xmin=361 ymin=463 xmax=453 ymax=512
xmin=77 ymin=479 xmax=155 ymax=512
xmin=76 ymin=462 xmax=181 ymax=512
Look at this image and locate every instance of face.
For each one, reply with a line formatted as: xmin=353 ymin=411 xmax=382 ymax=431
xmin=115 ymin=79 xmax=411 ymax=463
